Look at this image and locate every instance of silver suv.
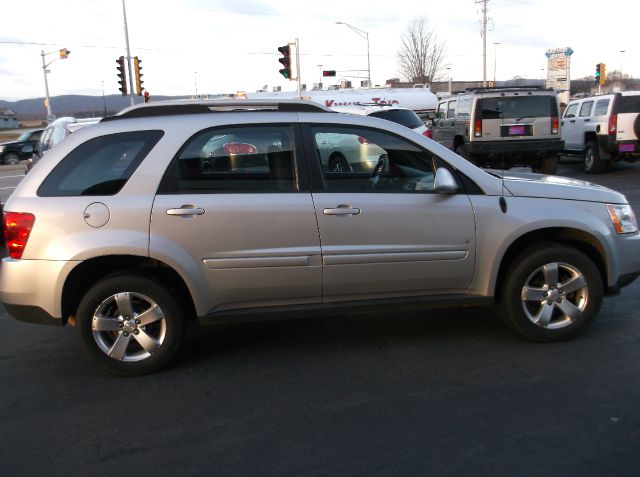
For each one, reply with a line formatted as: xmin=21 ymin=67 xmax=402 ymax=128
xmin=431 ymin=87 xmax=563 ymax=174
xmin=1 ymin=100 xmax=639 ymax=375
xmin=561 ymin=91 xmax=640 ymax=173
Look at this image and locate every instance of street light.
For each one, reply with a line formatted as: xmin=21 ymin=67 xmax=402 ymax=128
xmin=40 ymin=48 xmax=71 ymax=122
xmin=446 ymin=67 xmax=452 ymax=94
xmin=493 ymin=42 xmax=500 ymax=86
xmin=335 ymin=21 xmax=370 ymax=86
xmin=620 ymin=50 xmax=626 ymax=80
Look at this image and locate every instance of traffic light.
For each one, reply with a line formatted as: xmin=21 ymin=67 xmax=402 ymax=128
xmin=116 ymin=56 xmax=127 ymax=95
xmin=134 ymin=56 xmax=144 ymax=96
xmin=595 ymin=63 xmax=601 ymax=85
xmin=278 ymin=45 xmax=292 ymax=80
xmin=322 ymin=70 xmax=336 ymax=77
xmin=599 ymin=63 xmax=606 ymax=85
xmin=59 ymin=48 xmax=70 ymax=59
xmin=144 ymin=91 xmax=150 ymax=103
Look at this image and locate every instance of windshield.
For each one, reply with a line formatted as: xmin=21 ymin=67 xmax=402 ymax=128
xmin=17 ymin=132 xmax=33 ymax=141
xmin=369 ymin=109 xmax=424 ymax=129
xmin=478 ymin=96 xmax=556 ymax=119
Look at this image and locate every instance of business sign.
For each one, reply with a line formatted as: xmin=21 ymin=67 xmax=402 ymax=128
xmin=545 ymin=47 xmax=573 ymax=91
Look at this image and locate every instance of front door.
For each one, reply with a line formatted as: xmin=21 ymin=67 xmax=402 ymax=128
xmin=303 ymin=124 xmax=476 ymax=302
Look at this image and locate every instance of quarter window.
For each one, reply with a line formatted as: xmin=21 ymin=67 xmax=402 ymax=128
xmin=38 ymin=130 xmax=163 ymax=197
xmin=311 ymin=126 xmax=438 ymax=193
xmin=159 ymin=125 xmax=297 ymax=193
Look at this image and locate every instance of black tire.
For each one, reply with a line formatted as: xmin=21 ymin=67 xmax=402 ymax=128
xmin=584 ymin=141 xmax=606 ymax=174
xmin=455 ymin=143 xmax=476 ymax=165
xmin=3 ymin=153 xmax=20 ymax=166
xmin=76 ymin=275 xmax=185 ymax=376
xmin=499 ymin=245 xmax=603 ymax=342
xmin=329 ymin=154 xmax=351 ymax=172
xmin=532 ymin=155 xmax=558 ymax=174
xmin=634 ymin=115 xmax=640 ymax=139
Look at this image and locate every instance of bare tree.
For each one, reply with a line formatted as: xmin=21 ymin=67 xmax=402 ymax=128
xmin=397 ymin=17 xmax=447 ymax=84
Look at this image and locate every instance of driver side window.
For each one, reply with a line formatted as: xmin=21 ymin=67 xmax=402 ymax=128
xmin=311 ymin=126 xmax=437 ymax=193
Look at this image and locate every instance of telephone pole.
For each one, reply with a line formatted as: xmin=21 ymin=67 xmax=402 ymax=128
xmin=476 ymin=0 xmax=489 ymax=87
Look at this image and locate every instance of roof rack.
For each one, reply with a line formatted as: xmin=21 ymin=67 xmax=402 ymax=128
xmin=463 ymin=86 xmax=553 ymax=93
xmin=102 ymin=99 xmax=331 ymax=122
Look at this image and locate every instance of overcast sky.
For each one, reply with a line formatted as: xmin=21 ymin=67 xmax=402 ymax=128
xmin=0 ymin=0 xmax=636 ymax=101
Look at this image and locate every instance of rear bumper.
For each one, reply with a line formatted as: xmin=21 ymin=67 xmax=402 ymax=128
xmin=2 ymin=303 xmax=60 ymax=326
xmin=0 ymin=257 xmax=79 ymax=324
xmin=598 ymin=135 xmax=640 ymax=158
xmin=469 ymin=138 xmax=564 ymax=157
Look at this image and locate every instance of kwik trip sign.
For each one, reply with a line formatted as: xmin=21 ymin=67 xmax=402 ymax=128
xmin=545 ymin=47 xmax=574 ymax=91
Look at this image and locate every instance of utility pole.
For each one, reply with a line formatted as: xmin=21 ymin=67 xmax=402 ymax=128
xmin=295 ymin=38 xmax=301 ymax=98
xmin=121 ymin=0 xmax=135 ymax=106
xmin=476 ymin=0 xmax=488 ymax=87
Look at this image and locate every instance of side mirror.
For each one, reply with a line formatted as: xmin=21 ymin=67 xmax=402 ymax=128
xmin=434 ymin=168 xmax=459 ymax=194
xmin=21 ymin=144 xmax=34 ymax=154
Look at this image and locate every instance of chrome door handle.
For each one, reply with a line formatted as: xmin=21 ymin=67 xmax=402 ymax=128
xmin=323 ymin=205 xmax=360 ymax=216
xmin=166 ymin=207 xmax=205 ymax=216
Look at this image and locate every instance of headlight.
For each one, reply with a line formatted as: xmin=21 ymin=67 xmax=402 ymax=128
xmin=0 ymin=146 xmax=5 ymax=153
xmin=607 ymin=204 xmax=638 ymax=234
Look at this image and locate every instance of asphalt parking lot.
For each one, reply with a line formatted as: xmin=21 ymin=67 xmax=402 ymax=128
xmin=0 ymin=158 xmax=639 ymax=476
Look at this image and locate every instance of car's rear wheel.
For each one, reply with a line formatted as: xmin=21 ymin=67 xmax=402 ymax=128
xmin=329 ymin=154 xmax=351 ymax=172
xmin=76 ymin=275 xmax=185 ymax=376
xmin=3 ymin=153 xmax=20 ymax=165
xmin=532 ymin=155 xmax=558 ymax=174
xmin=584 ymin=141 xmax=606 ymax=174
xmin=499 ymin=245 xmax=603 ymax=341
xmin=633 ymin=115 xmax=640 ymax=139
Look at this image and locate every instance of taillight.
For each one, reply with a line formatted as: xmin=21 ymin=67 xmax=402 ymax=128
xmin=357 ymin=136 xmax=370 ymax=145
xmin=551 ymin=117 xmax=559 ymax=134
xmin=608 ymin=114 xmax=617 ymax=135
xmin=423 ymin=128 xmax=432 ymax=139
xmin=223 ymin=143 xmax=257 ymax=155
xmin=4 ymin=212 xmax=35 ymax=259
xmin=474 ymin=119 xmax=482 ymax=137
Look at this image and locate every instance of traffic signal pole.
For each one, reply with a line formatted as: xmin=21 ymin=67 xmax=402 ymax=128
xmin=295 ymin=38 xmax=301 ymax=99
xmin=121 ymin=0 xmax=135 ymax=106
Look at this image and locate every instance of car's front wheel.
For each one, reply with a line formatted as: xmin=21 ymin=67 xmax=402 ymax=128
xmin=3 ymin=153 xmax=20 ymax=165
xmin=76 ymin=275 xmax=185 ymax=376
xmin=499 ymin=245 xmax=603 ymax=341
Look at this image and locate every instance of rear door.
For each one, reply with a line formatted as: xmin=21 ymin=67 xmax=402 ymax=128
xmin=150 ymin=123 xmax=322 ymax=315
xmin=302 ymin=123 xmax=476 ymax=302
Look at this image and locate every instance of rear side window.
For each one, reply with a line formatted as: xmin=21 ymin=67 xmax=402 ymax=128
xmin=38 ymin=130 xmax=163 ymax=197
xmin=368 ymin=109 xmax=423 ymax=129
xmin=478 ymin=95 xmax=555 ymax=119
xmin=618 ymin=95 xmax=640 ymax=113
xmin=579 ymin=101 xmax=593 ymax=117
xmin=158 ymin=125 xmax=297 ymax=193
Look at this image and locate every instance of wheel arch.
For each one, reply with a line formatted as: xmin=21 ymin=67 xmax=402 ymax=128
xmin=494 ymin=227 xmax=607 ymax=302
xmin=61 ymin=255 xmax=196 ymax=325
